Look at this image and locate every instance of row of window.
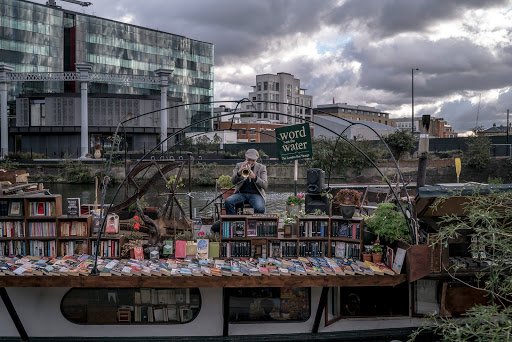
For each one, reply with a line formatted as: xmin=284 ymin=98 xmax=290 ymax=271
xmin=60 ymin=284 xmax=410 ymax=325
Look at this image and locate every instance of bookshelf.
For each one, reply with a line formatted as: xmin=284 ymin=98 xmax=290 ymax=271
xmin=57 ymin=215 xmax=91 ymax=256
xmin=219 ymin=215 xmax=364 ymax=259
xmin=0 ymin=194 xmax=125 ymax=258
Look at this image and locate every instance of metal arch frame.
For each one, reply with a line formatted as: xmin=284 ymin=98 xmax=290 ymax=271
xmin=91 ymin=99 xmax=419 ymax=276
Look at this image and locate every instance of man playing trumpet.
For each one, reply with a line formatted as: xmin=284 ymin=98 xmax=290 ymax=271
xmin=224 ymin=148 xmax=268 ymax=215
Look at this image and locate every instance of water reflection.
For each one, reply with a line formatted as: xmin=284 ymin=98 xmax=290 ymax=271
xmin=49 ymin=183 xmax=295 ymax=217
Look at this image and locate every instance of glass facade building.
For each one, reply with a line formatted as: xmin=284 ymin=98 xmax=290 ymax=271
xmin=0 ymin=0 xmax=214 ymax=155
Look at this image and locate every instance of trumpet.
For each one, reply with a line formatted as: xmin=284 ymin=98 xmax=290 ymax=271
xmin=240 ymin=166 xmax=251 ymax=178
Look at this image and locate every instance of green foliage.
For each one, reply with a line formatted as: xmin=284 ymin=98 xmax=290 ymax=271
xmin=464 ymin=136 xmax=491 ymax=169
xmin=487 ymin=176 xmax=503 ymax=184
xmin=194 ymin=162 xmax=217 ymax=186
xmin=62 ymin=160 xmax=93 ymax=183
xmin=166 ymin=175 xmax=184 ymax=190
xmin=217 ymin=174 xmax=233 ymax=189
xmin=371 ymin=243 xmax=383 ymax=254
xmin=308 ymin=137 xmax=382 ymax=176
xmin=0 ymin=158 xmax=19 ymax=170
xmin=383 ymin=130 xmax=416 ymax=160
xmin=412 ymin=191 xmax=512 ymax=341
xmin=364 ymin=202 xmax=410 ymax=243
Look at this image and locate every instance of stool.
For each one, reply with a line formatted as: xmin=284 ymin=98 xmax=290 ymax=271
xmin=237 ymin=202 xmax=254 ymax=215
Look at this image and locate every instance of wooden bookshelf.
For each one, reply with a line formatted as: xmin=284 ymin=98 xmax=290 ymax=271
xmin=219 ymin=215 xmax=364 ymax=259
xmin=0 ymin=194 xmax=125 ymax=258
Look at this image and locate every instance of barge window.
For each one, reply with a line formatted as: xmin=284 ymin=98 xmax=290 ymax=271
xmin=227 ymin=287 xmax=310 ymax=323
xmin=61 ymin=288 xmax=201 ymax=324
xmin=326 ymin=283 xmax=408 ymax=325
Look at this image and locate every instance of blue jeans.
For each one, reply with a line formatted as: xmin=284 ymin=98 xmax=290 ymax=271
xmin=224 ymin=192 xmax=265 ymax=215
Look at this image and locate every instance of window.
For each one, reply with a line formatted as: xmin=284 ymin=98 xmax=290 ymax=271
xmin=257 ymin=83 xmax=261 ymax=91
xmin=227 ymin=287 xmax=310 ymax=322
xmin=61 ymin=288 xmax=201 ymax=324
xmin=275 ymin=82 xmax=280 ymax=91
xmin=326 ymin=284 xmax=408 ymax=323
xmin=263 ymin=81 xmax=268 ymax=90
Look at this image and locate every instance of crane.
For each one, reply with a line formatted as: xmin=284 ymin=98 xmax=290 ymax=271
xmin=47 ymin=0 xmax=92 ymax=7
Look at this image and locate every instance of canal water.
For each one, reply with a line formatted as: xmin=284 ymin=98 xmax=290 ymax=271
xmin=48 ymin=183 xmax=295 ymax=217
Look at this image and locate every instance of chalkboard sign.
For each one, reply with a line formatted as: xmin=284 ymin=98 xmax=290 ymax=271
xmin=67 ymin=198 xmax=81 ymax=217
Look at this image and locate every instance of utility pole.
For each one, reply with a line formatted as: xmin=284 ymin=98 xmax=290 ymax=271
xmin=411 ymin=68 xmax=419 ymax=134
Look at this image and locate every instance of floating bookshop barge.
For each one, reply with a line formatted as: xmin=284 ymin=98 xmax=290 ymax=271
xmin=0 ymin=183 xmax=507 ymax=340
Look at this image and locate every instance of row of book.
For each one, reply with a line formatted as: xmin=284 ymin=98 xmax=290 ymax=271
xmin=0 ymin=221 xmax=24 ymax=238
xmin=59 ymin=221 xmax=88 ymax=237
xmin=28 ymin=201 xmax=56 ymax=216
xmin=27 ymin=221 xmax=57 ymax=237
xmin=0 ymin=254 xmax=396 ymax=277
xmin=331 ymin=222 xmax=361 ymax=239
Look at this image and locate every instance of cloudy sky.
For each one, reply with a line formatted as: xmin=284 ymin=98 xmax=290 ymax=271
xmin=33 ymin=0 xmax=512 ymax=133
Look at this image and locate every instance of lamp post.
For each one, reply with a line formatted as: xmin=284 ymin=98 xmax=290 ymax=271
xmin=411 ymin=68 xmax=419 ymax=134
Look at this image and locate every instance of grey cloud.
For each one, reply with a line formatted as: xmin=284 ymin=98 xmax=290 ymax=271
xmin=326 ymin=0 xmax=508 ymax=38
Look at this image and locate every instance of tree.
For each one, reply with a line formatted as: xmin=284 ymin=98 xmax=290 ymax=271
xmin=383 ymin=130 xmax=416 ymax=160
xmin=411 ymin=190 xmax=512 ymax=341
xmin=464 ymin=135 xmax=491 ymax=169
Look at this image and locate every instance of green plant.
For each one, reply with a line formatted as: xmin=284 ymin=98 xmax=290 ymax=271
xmin=371 ymin=243 xmax=383 ymax=254
xmin=217 ymin=174 xmax=233 ymax=189
xmin=410 ymin=191 xmax=512 ymax=341
xmin=383 ymin=130 xmax=416 ymax=160
xmin=166 ymin=175 xmax=184 ymax=190
xmin=464 ymin=135 xmax=491 ymax=170
xmin=364 ymin=202 xmax=410 ymax=243
xmin=286 ymin=192 xmax=305 ymax=205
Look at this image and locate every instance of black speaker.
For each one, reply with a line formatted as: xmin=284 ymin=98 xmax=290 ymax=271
xmin=305 ymin=193 xmax=330 ymax=215
xmin=307 ymin=168 xmax=325 ymax=194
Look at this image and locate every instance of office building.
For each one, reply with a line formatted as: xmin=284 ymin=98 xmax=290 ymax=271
xmin=243 ymin=72 xmax=313 ymax=125
xmin=0 ymin=0 xmax=213 ymax=157
xmin=314 ymin=103 xmax=393 ymax=127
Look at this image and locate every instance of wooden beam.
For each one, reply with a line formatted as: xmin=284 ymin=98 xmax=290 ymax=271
xmin=0 ymin=274 xmax=407 ymax=288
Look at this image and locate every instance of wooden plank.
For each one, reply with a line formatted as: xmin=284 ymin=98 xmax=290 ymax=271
xmin=0 ymin=274 xmax=407 ymax=288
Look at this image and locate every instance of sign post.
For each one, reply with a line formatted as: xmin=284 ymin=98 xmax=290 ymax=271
xmin=275 ymin=123 xmax=313 ymax=195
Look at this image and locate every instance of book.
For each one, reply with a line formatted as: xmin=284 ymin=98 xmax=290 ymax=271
xmin=66 ymin=198 xmax=80 ymax=217
xmin=105 ymin=213 xmax=119 ymax=234
xmin=393 ymin=247 xmax=406 ymax=274
xmin=196 ymin=239 xmax=209 ymax=259
xmin=175 ymin=240 xmax=187 ymax=258
xmin=8 ymin=201 xmax=22 ymax=216
xmin=162 ymin=240 xmax=174 ymax=257
xmin=130 ymin=246 xmax=144 ymax=260
xmin=185 ymin=241 xmax=196 ymax=257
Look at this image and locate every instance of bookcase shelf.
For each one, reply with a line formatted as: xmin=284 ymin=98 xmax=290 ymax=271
xmin=219 ymin=215 xmax=364 ymax=259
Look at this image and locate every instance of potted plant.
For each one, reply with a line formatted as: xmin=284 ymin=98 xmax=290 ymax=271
xmin=286 ymin=192 xmax=305 ymax=216
xmin=371 ymin=243 xmax=383 ymax=263
xmin=332 ymin=189 xmax=362 ymax=218
xmin=217 ymin=175 xmax=234 ymax=200
xmin=362 ymin=245 xmax=372 ymax=262
xmin=364 ymin=202 xmax=410 ymax=245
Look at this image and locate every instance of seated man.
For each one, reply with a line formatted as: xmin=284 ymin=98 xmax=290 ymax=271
xmin=224 ymin=149 xmax=268 ymax=215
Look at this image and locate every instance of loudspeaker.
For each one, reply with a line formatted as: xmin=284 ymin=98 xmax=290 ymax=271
xmin=307 ymin=168 xmax=325 ymax=194
xmin=305 ymin=193 xmax=330 ymax=215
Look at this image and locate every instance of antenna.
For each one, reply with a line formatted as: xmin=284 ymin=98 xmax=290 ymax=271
xmin=474 ymin=93 xmax=481 ymax=132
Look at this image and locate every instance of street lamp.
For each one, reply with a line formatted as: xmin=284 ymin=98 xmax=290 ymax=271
xmin=411 ymin=68 xmax=419 ymax=134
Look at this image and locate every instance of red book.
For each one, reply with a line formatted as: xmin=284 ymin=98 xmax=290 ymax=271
xmin=175 ymin=240 xmax=187 ymax=258
xmin=130 ymin=246 xmax=144 ymax=260
xmin=37 ymin=202 xmax=45 ymax=215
